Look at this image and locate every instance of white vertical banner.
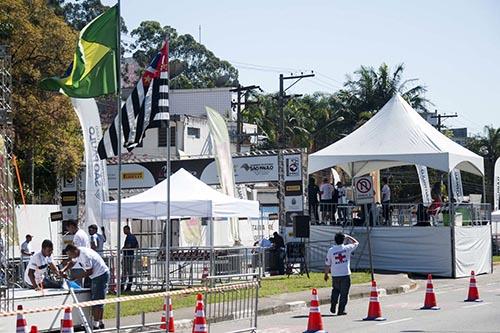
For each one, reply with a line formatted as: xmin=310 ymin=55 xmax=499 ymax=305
xmin=450 ymin=168 xmax=464 ymax=203
xmin=415 ymin=165 xmax=432 ymax=206
xmin=71 ymin=98 xmax=109 ymax=229
xmin=494 ymin=158 xmax=500 ymax=211
xmin=206 ymin=106 xmax=240 ymax=244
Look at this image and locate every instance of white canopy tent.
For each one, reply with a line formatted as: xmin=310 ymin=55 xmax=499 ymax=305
xmin=309 ymin=94 xmax=484 ymax=177
xmin=102 ymin=168 xmax=260 ymax=219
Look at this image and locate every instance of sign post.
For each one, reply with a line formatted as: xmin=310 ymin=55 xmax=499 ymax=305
xmin=354 ymin=176 xmax=375 ymax=281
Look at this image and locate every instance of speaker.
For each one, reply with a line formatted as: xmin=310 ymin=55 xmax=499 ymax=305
xmin=293 ymin=215 xmax=310 ymax=238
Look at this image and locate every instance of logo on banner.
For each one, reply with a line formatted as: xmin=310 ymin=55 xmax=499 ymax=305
xmin=240 ymin=163 xmax=274 ymax=175
xmin=286 ymin=157 xmax=300 ymax=177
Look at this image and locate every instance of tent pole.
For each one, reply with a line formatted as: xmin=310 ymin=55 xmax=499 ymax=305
xmin=448 ymin=172 xmax=456 ymax=278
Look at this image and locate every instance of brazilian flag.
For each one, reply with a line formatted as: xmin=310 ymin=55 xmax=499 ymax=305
xmin=40 ymin=5 xmax=118 ymax=98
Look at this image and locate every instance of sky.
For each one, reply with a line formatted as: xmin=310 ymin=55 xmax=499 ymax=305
xmin=106 ymin=0 xmax=500 ymax=134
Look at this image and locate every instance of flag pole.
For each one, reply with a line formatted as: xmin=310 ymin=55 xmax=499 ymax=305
xmin=115 ymin=0 xmax=123 ymax=331
xmin=164 ymin=39 xmax=171 ymax=330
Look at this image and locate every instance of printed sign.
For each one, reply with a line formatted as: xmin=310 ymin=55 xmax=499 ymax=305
xmin=354 ymin=176 xmax=374 ymax=204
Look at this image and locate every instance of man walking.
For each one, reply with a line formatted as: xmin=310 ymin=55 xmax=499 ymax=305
xmin=122 ymin=225 xmax=138 ymax=292
xmin=324 ymin=232 xmax=359 ymax=315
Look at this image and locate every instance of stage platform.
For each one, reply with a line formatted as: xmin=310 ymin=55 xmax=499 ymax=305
xmin=0 ymin=288 xmax=91 ymax=332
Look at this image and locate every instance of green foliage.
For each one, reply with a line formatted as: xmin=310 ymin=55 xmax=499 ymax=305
xmin=129 ymin=22 xmax=239 ymax=89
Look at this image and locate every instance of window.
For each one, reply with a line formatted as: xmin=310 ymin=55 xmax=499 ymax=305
xmin=158 ymin=127 xmax=176 ymax=147
xmin=187 ymin=127 xmax=200 ymax=139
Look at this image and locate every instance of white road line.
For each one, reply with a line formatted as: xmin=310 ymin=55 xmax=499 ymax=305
xmin=462 ymin=302 xmax=490 ymax=309
xmin=486 ymin=282 xmax=500 ymax=286
xmin=376 ymin=317 xmax=413 ymax=326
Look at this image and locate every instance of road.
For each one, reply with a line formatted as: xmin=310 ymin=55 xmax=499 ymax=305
xmin=206 ymin=269 xmax=500 ymax=333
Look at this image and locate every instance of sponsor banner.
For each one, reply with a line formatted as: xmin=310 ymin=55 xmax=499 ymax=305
xmin=495 ymin=158 xmax=500 ymax=211
xmin=284 ymin=154 xmax=301 ymax=181
xmin=415 ymin=165 xmax=432 ymax=206
xmin=450 ymin=168 xmax=464 ymax=203
xmin=285 ymin=195 xmax=303 ymax=212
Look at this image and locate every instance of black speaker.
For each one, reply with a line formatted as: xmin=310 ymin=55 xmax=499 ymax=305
xmin=293 ymin=215 xmax=310 ymax=238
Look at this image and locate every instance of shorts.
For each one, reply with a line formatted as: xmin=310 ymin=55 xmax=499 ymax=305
xmin=91 ymin=272 xmax=109 ymax=309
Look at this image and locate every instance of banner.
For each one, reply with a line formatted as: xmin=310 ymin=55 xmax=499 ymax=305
xmin=71 ymin=98 xmax=109 ymax=228
xmin=415 ymin=165 xmax=432 ymax=206
xmin=206 ymin=106 xmax=240 ymax=244
xmin=494 ymin=158 xmax=500 ymax=211
xmin=450 ymin=168 xmax=464 ymax=203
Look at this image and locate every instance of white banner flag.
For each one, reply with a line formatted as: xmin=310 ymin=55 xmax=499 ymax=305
xmin=71 ymin=98 xmax=109 ymax=229
xmin=415 ymin=165 xmax=432 ymax=206
xmin=494 ymin=158 xmax=500 ymax=211
xmin=450 ymin=168 xmax=464 ymax=203
xmin=206 ymin=106 xmax=240 ymax=244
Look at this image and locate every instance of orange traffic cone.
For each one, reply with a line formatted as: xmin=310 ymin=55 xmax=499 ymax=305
xmin=464 ymin=270 xmax=482 ymax=302
xmin=16 ymin=305 xmax=28 ymax=333
xmin=421 ymin=274 xmax=440 ymax=310
xmin=60 ymin=307 xmax=74 ymax=333
xmin=160 ymin=297 xmax=175 ymax=332
xmin=363 ymin=280 xmax=386 ymax=321
xmin=29 ymin=326 xmax=38 ymax=333
xmin=192 ymin=293 xmax=208 ymax=333
xmin=303 ymin=288 xmax=327 ymax=333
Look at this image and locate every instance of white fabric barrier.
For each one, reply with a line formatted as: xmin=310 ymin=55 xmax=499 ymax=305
xmin=454 ymin=226 xmax=492 ymax=277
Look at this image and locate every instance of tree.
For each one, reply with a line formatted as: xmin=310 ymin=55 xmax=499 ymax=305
xmin=0 ymin=0 xmax=83 ymax=202
xmin=129 ymin=22 xmax=239 ymax=89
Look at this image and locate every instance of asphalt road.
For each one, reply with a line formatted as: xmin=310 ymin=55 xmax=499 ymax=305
xmin=205 ymin=269 xmax=500 ymax=333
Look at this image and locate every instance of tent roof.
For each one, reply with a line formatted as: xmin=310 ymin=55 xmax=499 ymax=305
xmin=309 ymin=94 xmax=484 ymax=177
xmin=102 ymin=168 xmax=260 ymax=219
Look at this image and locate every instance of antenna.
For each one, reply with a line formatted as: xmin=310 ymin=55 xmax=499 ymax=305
xmin=198 ymin=24 xmax=201 ymax=44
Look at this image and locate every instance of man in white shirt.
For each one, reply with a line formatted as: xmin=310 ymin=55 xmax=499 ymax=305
xmin=20 ymin=234 xmax=34 ymax=272
xmin=62 ymin=244 xmax=109 ymax=330
xmin=381 ymin=177 xmax=391 ymax=224
xmin=67 ymin=220 xmax=90 ymax=248
xmin=324 ymin=232 xmax=359 ymax=315
xmin=88 ymin=224 xmax=106 ymax=256
xmin=24 ymin=239 xmax=63 ymax=289
xmin=319 ymin=178 xmax=334 ymax=224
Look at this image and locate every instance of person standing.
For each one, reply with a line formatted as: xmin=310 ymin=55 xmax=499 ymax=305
xmin=67 ymin=220 xmax=90 ymax=248
xmin=336 ymin=182 xmax=347 ymax=225
xmin=24 ymin=239 xmax=63 ymax=289
xmin=319 ymin=178 xmax=334 ymax=224
xmin=122 ymin=225 xmax=138 ymax=292
xmin=308 ymin=177 xmax=320 ymax=224
xmin=62 ymin=244 xmax=109 ymax=330
xmin=324 ymin=232 xmax=359 ymax=315
xmin=20 ymin=234 xmax=34 ymax=272
xmin=88 ymin=224 xmax=106 ymax=257
xmin=381 ymin=177 xmax=391 ymax=224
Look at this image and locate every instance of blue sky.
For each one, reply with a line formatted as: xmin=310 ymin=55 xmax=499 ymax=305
xmin=108 ymin=0 xmax=500 ymax=134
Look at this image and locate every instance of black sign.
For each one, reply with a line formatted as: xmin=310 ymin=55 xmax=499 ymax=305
xmin=284 ymin=180 xmax=302 ymax=196
xmin=61 ymin=191 xmax=78 ymax=206
xmin=50 ymin=211 xmax=63 ymax=222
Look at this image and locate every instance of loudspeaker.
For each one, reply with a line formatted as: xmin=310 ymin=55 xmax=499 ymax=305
xmin=293 ymin=215 xmax=310 ymax=238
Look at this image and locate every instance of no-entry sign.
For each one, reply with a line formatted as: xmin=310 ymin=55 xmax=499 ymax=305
xmin=354 ymin=176 xmax=375 ymax=204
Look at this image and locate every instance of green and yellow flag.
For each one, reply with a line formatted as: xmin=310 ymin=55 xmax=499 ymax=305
xmin=40 ymin=5 xmax=118 ymax=98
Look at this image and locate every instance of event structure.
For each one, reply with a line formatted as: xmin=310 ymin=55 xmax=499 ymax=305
xmin=308 ymin=94 xmax=491 ymax=278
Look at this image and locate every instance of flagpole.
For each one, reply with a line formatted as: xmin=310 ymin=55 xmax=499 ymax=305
xmin=165 ymin=39 xmax=171 ymax=331
xmin=115 ymin=0 xmax=123 ymax=331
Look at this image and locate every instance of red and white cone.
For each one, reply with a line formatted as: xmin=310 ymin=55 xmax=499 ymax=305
xmin=29 ymin=326 xmax=38 ymax=333
xmin=16 ymin=305 xmax=28 ymax=333
xmin=421 ymin=274 xmax=440 ymax=310
xmin=192 ymin=293 xmax=208 ymax=333
xmin=363 ymin=280 xmax=386 ymax=321
xmin=464 ymin=270 xmax=482 ymax=302
xmin=303 ymin=288 xmax=328 ymax=333
xmin=60 ymin=307 xmax=74 ymax=333
xmin=160 ymin=297 xmax=175 ymax=332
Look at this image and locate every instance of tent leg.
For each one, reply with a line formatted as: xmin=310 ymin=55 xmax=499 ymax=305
xmin=448 ymin=172 xmax=456 ymax=278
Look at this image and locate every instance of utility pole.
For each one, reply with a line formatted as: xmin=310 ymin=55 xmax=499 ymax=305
xmin=230 ymin=85 xmax=261 ymax=152
xmin=278 ymin=72 xmax=315 ymax=147
xmin=431 ymin=110 xmax=457 ymax=132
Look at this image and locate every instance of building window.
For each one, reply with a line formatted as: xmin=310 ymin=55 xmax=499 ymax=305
xmin=158 ymin=127 xmax=176 ymax=147
xmin=187 ymin=127 xmax=200 ymax=139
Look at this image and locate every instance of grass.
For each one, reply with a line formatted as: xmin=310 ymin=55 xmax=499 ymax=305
xmin=493 ymin=255 xmax=500 ymax=263
xmin=103 ymin=272 xmax=371 ymax=319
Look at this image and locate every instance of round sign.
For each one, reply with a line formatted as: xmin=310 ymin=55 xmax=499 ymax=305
xmin=356 ymin=178 xmax=372 ymax=194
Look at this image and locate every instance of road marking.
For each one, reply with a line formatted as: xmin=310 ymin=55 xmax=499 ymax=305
xmin=435 ymin=288 xmax=464 ymax=294
xmin=486 ymin=282 xmax=500 ymax=286
xmin=462 ymin=302 xmax=490 ymax=309
xmin=376 ymin=317 xmax=413 ymax=326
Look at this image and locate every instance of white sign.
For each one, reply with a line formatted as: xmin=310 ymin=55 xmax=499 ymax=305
xmin=354 ymin=176 xmax=374 ymax=204
xmin=494 ymin=158 xmax=500 ymax=211
xmin=201 ymin=155 xmax=279 ymax=184
xmin=284 ymin=154 xmax=302 ymax=181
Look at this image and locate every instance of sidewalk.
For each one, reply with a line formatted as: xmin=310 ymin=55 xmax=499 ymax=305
xmin=103 ymin=273 xmax=417 ymax=331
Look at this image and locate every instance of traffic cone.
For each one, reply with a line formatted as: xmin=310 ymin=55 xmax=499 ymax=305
xmin=60 ymin=307 xmax=74 ymax=333
xmin=16 ymin=305 xmax=28 ymax=333
xmin=192 ymin=293 xmax=208 ymax=333
xmin=464 ymin=270 xmax=482 ymax=302
xmin=29 ymin=326 xmax=38 ymax=333
xmin=303 ymin=288 xmax=327 ymax=333
xmin=160 ymin=297 xmax=175 ymax=332
xmin=421 ymin=274 xmax=440 ymax=310
xmin=363 ymin=280 xmax=386 ymax=321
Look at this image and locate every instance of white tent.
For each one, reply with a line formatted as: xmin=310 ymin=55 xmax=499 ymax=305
xmin=101 ymin=168 xmax=260 ymax=219
xmin=309 ymin=94 xmax=484 ymax=177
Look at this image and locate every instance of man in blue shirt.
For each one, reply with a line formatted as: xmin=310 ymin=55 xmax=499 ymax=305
xmin=122 ymin=225 xmax=139 ymax=292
